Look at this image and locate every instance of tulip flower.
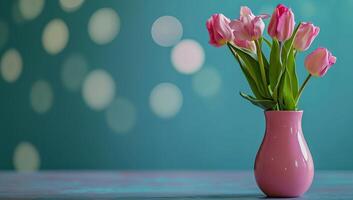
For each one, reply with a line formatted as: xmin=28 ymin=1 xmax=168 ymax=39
xmin=294 ymin=22 xmax=320 ymax=51
xmin=305 ymin=47 xmax=336 ymax=77
xmin=233 ymin=39 xmax=256 ymax=52
xmin=206 ymin=5 xmax=338 ymax=111
xmin=229 ymin=6 xmax=268 ymax=41
xmin=268 ymin=4 xmax=295 ymax=41
xmin=206 ymin=14 xmax=234 ymax=47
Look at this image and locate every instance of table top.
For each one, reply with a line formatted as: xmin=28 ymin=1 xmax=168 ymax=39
xmin=0 ymin=171 xmax=352 ymax=199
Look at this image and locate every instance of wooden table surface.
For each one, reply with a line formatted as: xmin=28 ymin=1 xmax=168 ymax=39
xmin=0 ymin=171 xmax=352 ymax=199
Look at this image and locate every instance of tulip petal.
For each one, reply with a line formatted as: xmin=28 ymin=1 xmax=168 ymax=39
xmin=294 ymin=22 xmax=320 ymax=51
xmin=268 ymin=4 xmax=295 ymax=41
xmin=230 ymin=6 xmax=265 ymax=41
xmin=305 ymin=47 xmax=336 ymax=77
xmin=240 ymin=6 xmax=255 ymax=19
xmin=276 ymin=10 xmax=295 ymax=41
xmin=329 ymin=55 xmax=337 ymax=65
xmin=230 ymin=20 xmax=250 ymax=41
xmin=206 ymin=14 xmax=233 ymax=47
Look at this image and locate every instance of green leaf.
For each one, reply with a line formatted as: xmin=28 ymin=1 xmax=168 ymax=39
xmin=269 ymin=39 xmax=282 ymax=93
xmin=240 ymin=92 xmax=277 ymax=110
xmin=278 ymin=67 xmax=296 ymax=110
xmin=277 ymin=67 xmax=287 ymax=109
xmin=272 ymin=23 xmax=302 ymax=110
xmin=262 ymin=51 xmax=270 ymax=70
xmin=262 ymin=51 xmax=270 ymax=87
xmin=227 ymin=43 xmax=263 ymax=99
xmin=229 ymin=44 xmax=267 ymax=98
xmin=283 ymin=73 xmax=296 ymax=110
xmin=278 ymin=23 xmax=301 ymax=110
xmin=287 ymin=49 xmax=299 ymax=98
xmin=272 ymin=67 xmax=284 ymax=101
xmin=281 ymin=44 xmax=289 ymax=64
xmin=237 ymin=58 xmax=263 ymax=99
xmin=282 ymin=23 xmax=302 ymax=64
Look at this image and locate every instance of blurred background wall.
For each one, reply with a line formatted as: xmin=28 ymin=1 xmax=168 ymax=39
xmin=0 ymin=0 xmax=351 ymax=171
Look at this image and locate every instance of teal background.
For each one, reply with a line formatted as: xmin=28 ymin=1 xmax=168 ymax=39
xmin=0 ymin=0 xmax=351 ymax=170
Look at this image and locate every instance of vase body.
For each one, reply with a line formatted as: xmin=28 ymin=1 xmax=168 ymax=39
xmin=254 ymin=111 xmax=314 ymax=197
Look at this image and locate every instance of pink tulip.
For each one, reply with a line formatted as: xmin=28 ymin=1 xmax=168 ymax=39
xmin=268 ymin=4 xmax=295 ymax=42
xmin=233 ymin=39 xmax=256 ymax=52
xmin=305 ymin=48 xmax=336 ymax=77
xmin=294 ymin=22 xmax=320 ymax=51
xmin=229 ymin=6 xmax=268 ymax=41
xmin=206 ymin=14 xmax=234 ymax=47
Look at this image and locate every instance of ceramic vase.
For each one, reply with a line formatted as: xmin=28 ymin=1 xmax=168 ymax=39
xmin=254 ymin=111 xmax=314 ymax=197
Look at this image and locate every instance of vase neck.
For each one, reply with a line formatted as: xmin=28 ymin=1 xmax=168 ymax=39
xmin=265 ymin=111 xmax=303 ymax=134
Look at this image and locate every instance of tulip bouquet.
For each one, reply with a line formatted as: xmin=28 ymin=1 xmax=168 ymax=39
xmin=206 ymin=4 xmax=336 ymax=110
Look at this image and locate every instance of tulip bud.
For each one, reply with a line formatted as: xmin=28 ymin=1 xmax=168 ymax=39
xmin=268 ymin=4 xmax=295 ymax=42
xmin=229 ymin=6 xmax=268 ymax=41
xmin=294 ymin=22 xmax=320 ymax=51
xmin=206 ymin=14 xmax=234 ymax=47
xmin=305 ymin=48 xmax=336 ymax=77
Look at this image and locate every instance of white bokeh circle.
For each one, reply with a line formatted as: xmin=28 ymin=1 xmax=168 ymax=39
xmin=192 ymin=67 xmax=222 ymax=97
xmin=1 ymin=49 xmax=23 ymax=83
xmin=106 ymin=97 xmax=137 ymax=134
xmin=59 ymin=0 xmax=85 ymax=12
xmin=42 ymin=19 xmax=69 ymax=55
xmin=18 ymin=0 xmax=45 ymax=20
xmin=151 ymin=16 xmax=183 ymax=47
xmin=88 ymin=8 xmax=120 ymax=45
xmin=150 ymin=82 xmax=183 ymax=119
xmin=171 ymin=39 xmax=205 ymax=74
xmin=30 ymin=80 xmax=54 ymax=114
xmin=82 ymin=69 xmax=116 ymax=111
xmin=13 ymin=142 xmax=40 ymax=172
xmin=61 ymin=53 xmax=88 ymax=92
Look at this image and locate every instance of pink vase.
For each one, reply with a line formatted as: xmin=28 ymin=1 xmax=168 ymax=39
xmin=254 ymin=111 xmax=314 ymax=197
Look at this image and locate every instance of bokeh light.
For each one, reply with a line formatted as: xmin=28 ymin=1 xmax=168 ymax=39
xmin=13 ymin=142 xmax=40 ymax=172
xmin=88 ymin=8 xmax=120 ymax=45
xmin=0 ymin=49 xmax=23 ymax=83
xmin=150 ymin=83 xmax=183 ymax=119
xmin=18 ymin=0 xmax=45 ymax=20
xmin=171 ymin=39 xmax=205 ymax=74
xmin=30 ymin=80 xmax=54 ymax=114
xmin=42 ymin=19 xmax=69 ymax=55
xmin=192 ymin=67 xmax=222 ymax=97
xmin=0 ymin=20 xmax=9 ymax=49
xmin=106 ymin=97 xmax=137 ymax=134
xmin=151 ymin=16 xmax=183 ymax=47
xmin=59 ymin=0 xmax=85 ymax=12
xmin=82 ymin=69 xmax=116 ymax=111
xmin=61 ymin=53 xmax=88 ymax=92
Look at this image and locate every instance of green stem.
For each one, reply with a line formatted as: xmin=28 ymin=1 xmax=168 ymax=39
xmin=279 ymin=41 xmax=283 ymax=65
xmin=296 ymin=74 xmax=312 ymax=105
xmin=255 ymin=40 xmax=269 ymax=96
xmin=275 ymin=103 xmax=280 ymax=111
